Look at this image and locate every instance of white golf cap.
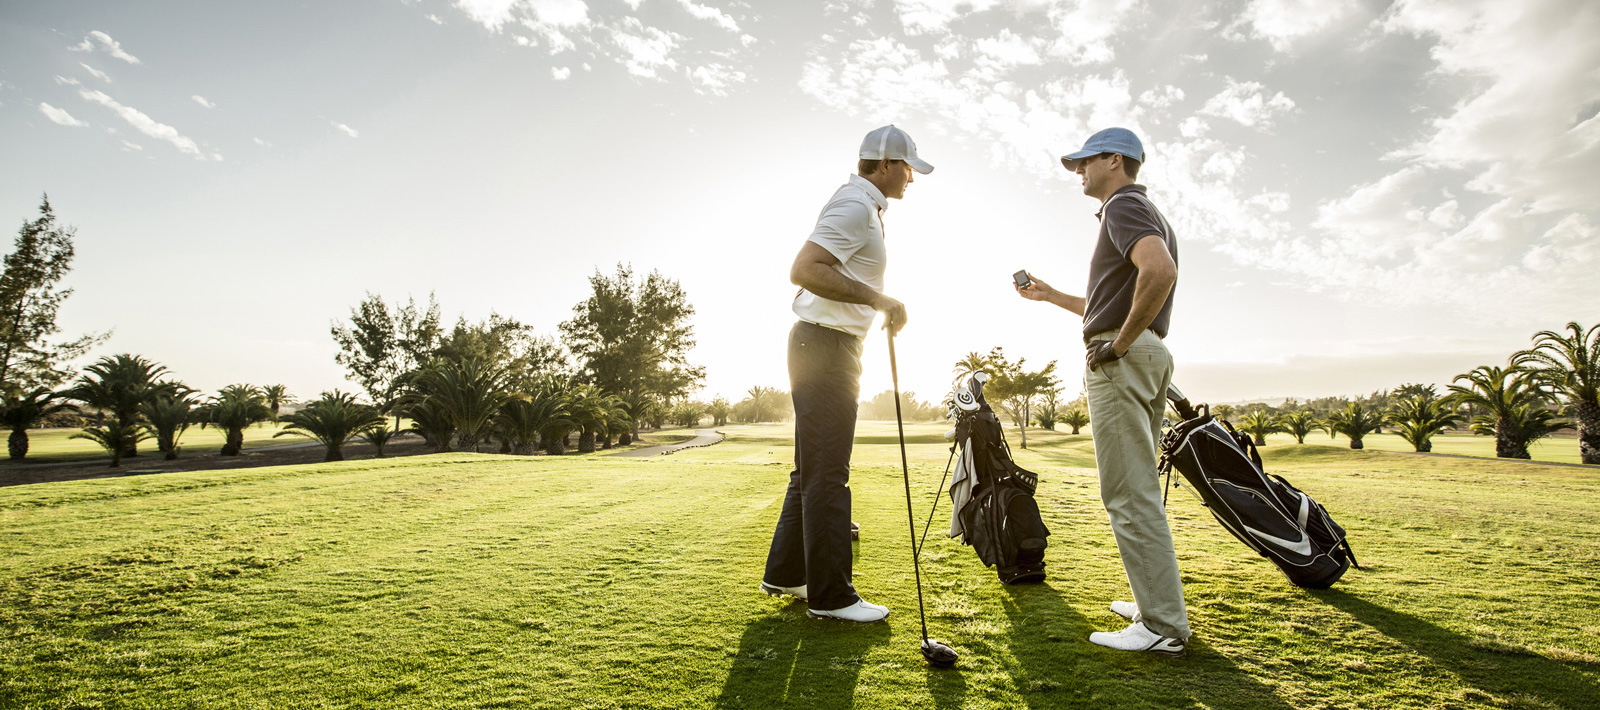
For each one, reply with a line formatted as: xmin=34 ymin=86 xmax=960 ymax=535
xmin=859 ymin=124 xmax=934 ymax=174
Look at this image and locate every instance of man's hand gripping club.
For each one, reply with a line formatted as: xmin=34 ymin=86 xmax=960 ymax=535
xmin=791 ymin=241 xmax=907 ymax=335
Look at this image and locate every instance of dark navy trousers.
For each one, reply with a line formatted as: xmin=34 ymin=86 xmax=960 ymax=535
xmin=763 ymin=320 xmax=863 ymax=611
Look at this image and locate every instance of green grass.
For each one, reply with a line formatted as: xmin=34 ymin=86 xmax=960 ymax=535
xmin=1 ymin=423 xmax=312 ymax=464
xmin=2 ymin=423 xmax=1597 ymax=709
xmin=1250 ymin=429 xmax=1586 ymax=465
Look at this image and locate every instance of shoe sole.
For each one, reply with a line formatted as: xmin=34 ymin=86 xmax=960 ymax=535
xmin=805 ymin=609 xmax=889 ymax=623
xmin=759 ymin=583 xmax=807 ymax=602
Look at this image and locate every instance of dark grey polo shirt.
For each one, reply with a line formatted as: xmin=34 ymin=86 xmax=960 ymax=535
xmin=1082 ymin=184 xmax=1179 ymax=340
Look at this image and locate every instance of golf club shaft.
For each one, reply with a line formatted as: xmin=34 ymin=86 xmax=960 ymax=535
xmin=888 ymin=328 xmax=932 ymax=642
xmin=916 ymin=448 xmax=955 ymax=559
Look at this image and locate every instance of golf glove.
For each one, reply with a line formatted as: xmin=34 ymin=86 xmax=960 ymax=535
xmin=1086 ymin=341 xmax=1125 ymax=372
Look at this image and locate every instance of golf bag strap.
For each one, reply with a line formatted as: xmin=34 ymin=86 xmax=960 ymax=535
xmin=1343 ymin=539 xmax=1360 ymax=569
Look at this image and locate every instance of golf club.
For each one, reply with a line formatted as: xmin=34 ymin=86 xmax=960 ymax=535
xmin=888 ymin=327 xmax=959 ymax=670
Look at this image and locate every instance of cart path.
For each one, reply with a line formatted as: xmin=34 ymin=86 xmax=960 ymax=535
xmin=609 ymin=429 xmax=725 ymax=457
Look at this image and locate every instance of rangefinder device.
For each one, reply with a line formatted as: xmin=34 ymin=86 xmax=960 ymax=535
xmin=1013 ymin=270 xmax=1032 ymax=289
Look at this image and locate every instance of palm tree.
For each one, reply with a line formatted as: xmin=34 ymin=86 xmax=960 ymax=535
xmin=66 ymin=354 xmax=174 ymax=458
xmin=1236 ymin=410 xmax=1284 ymax=446
xmin=952 ymin=351 xmax=990 ymax=386
xmin=360 ymin=425 xmax=395 ymax=457
xmin=139 ymin=388 xmax=200 ymax=460
xmin=1061 ymin=406 xmax=1090 ymax=435
xmin=708 ymin=396 xmax=731 ymax=427
xmin=1519 ymin=322 xmax=1600 ymax=464
xmin=71 ymin=420 xmax=152 ymax=468
xmin=568 ymin=384 xmax=611 ymax=454
xmin=1 ymin=388 xmax=78 ymax=460
xmin=1033 ymin=389 xmax=1061 ymax=431
xmin=1280 ymin=410 xmax=1321 ymax=444
xmin=1388 ymin=391 xmax=1462 ymax=453
xmin=1470 ymin=401 xmax=1568 ymax=457
xmin=1323 ymin=402 xmax=1385 ymax=450
xmin=497 ymin=379 xmax=572 ymax=455
xmin=411 ymin=356 xmax=511 ymax=453
xmin=404 ymin=398 xmax=456 ymax=453
xmin=1447 ymin=358 xmax=1562 ymax=459
xmin=200 ymin=384 xmax=272 ymax=456
xmin=276 ymin=390 xmax=385 ymax=462
xmin=746 ymin=386 xmax=776 ymax=423
xmin=263 ymin=384 xmax=295 ymax=422
xmin=1212 ymin=403 xmax=1236 ymax=422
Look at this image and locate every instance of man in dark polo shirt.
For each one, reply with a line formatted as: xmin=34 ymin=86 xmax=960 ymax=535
xmin=1015 ymin=127 xmax=1190 ymax=656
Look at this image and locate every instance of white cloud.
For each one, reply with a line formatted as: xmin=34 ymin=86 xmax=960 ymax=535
xmin=689 ymin=63 xmax=748 ymax=96
xmin=77 ymin=89 xmax=212 ymax=159
xmin=1382 ymin=0 xmax=1600 ymax=215
xmin=39 ymin=103 xmax=89 ymax=127
xmin=675 ymin=0 xmax=740 ymax=33
xmin=552 ymin=66 xmax=572 ymax=80
xmin=192 ymin=95 xmax=216 ymax=109
xmin=426 ymin=13 xmax=444 ymax=24
xmin=1041 ymin=0 xmax=1142 ymax=65
xmin=121 ymin=140 xmax=142 ymax=151
xmin=79 ymin=63 xmax=111 ymax=82
xmin=607 ymin=18 xmax=680 ymax=79
xmin=331 ymin=122 xmax=360 ymax=138
xmin=1199 ymin=78 xmax=1296 ymax=128
xmin=253 ymin=137 xmax=272 ymax=147
xmin=1239 ymin=0 xmax=1356 ymax=51
xmin=893 ymin=0 xmax=1001 ymax=35
xmin=69 ymin=30 xmax=142 ymax=64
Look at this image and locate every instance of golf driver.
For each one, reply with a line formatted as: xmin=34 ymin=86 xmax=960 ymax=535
xmin=888 ymin=327 xmax=959 ymax=669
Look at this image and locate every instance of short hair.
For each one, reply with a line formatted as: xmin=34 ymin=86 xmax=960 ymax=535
xmin=1090 ymin=152 xmax=1141 ymax=179
xmin=858 ymin=158 xmax=906 ymax=176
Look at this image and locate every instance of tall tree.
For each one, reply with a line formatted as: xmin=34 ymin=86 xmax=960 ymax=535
xmin=435 ymin=312 xmax=566 ymax=391
xmin=0 ymin=196 xmax=106 ymax=394
xmin=561 ymin=264 xmax=705 ymax=405
xmin=982 ymin=347 xmax=1059 ymax=450
xmin=1519 ymin=322 xmax=1600 ymax=465
xmin=331 ymin=293 xmax=442 ymax=429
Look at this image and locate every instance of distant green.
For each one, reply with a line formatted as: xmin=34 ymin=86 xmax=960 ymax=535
xmin=2 ymin=423 xmax=1596 ymax=709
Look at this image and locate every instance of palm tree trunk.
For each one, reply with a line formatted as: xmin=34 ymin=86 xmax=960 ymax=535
xmin=619 ymin=431 xmax=632 ymax=445
xmin=455 ymin=430 xmax=480 ymax=453
xmin=1254 ymin=433 xmax=1267 ymax=446
xmin=514 ymin=442 xmax=536 ymax=456
xmin=1495 ymin=418 xmax=1530 ymax=459
xmin=1349 ymin=436 xmax=1364 ymax=450
xmin=579 ymin=430 xmax=596 ymax=454
xmin=1576 ymin=401 xmax=1600 ymax=466
xmin=8 ymin=428 xmax=27 ymax=460
xmin=222 ymin=428 xmax=244 ymax=456
xmin=324 ymin=443 xmax=343 ymax=462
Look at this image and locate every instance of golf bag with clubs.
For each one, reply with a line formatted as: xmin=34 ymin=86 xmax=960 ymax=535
xmin=1159 ymin=385 xmax=1358 ymax=589
xmin=945 ymin=373 xmax=1051 ymax=585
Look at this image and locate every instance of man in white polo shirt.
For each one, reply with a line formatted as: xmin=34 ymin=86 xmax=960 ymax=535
xmin=760 ymin=125 xmax=933 ymax=623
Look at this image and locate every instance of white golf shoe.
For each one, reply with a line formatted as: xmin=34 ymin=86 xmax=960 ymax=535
xmin=1110 ymin=600 xmax=1139 ymax=620
xmin=807 ymin=599 xmax=889 ymax=623
xmin=759 ymin=581 xmax=808 ymax=601
xmin=1089 ymin=621 xmax=1186 ymax=656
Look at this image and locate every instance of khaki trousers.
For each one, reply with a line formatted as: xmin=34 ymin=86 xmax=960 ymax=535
xmin=1085 ymin=328 xmax=1191 ymax=640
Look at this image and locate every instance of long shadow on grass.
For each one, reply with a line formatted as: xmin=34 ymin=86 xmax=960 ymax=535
xmin=998 ymin=583 xmax=1299 ymax=709
xmin=1317 ymin=590 xmax=1600 ymax=708
xmin=712 ymin=606 xmax=892 ymax=710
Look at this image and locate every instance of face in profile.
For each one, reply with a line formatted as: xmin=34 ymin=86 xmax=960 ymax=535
xmin=881 ymin=162 xmax=915 ymax=199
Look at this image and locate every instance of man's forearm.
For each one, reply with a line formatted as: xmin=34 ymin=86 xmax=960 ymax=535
xmin=1113 ymin=270 xmax=1175 ymax=351
xmin=1049 ymin=291 xmax=1086 ymax=316
xmin=794 ymin=262 xmax=881 ymax=307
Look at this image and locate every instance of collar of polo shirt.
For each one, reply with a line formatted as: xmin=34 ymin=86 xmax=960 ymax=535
xmin=848 ymin=174 xmax=889 ymax=213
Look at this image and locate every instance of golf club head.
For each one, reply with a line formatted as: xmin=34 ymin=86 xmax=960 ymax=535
xmin=922 ymin=638 xmax=958 ymax=668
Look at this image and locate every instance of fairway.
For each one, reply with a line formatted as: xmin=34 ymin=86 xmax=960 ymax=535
xmin=1 ymin=423 xmax=313 ymax=465
xmin=2 ymin=424 xmax=1598 ymax=709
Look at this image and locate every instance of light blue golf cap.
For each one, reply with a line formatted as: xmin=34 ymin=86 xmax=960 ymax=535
xmin=1060 ymin=127 xmax=1144 ymax=171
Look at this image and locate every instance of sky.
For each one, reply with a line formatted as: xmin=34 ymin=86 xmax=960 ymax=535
xmin=1 ymin=0 xmax=1596 ymax=408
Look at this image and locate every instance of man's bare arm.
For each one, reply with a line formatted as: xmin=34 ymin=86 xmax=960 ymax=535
xmin=1110 ymin=234 xmax=1177 ymax=354
xmin=1014 ymin=273 xmax=1086 ymax=316
xmin=791 ymin=241 xmax=907 ymax=332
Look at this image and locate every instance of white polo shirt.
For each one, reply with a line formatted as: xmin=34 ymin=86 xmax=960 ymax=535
xmin=792 ymin=175 xmax=888 ymax=338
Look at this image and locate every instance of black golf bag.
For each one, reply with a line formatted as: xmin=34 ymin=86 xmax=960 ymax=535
xmin=946 ymin=373 xmax=1051 ymax=584
xmin=1159 ymin=385 xmax=1358 ymax=589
